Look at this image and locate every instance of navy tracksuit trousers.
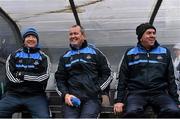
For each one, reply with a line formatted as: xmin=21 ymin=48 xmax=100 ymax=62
xmin=63 ymin=98 xmax=101 ymax=118
xmin=123 ymin=93 xmax=180 ymax=118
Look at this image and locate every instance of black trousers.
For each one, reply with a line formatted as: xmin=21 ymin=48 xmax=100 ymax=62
xmin=123 ymin=93 xmax=180 ymax=118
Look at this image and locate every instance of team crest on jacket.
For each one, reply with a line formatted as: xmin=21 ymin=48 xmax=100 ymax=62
xmin=70 ymin=57 xmax=73 ymax=61
xmin=157 ymin=55 xmax=163 ymax=60
xmin=86 ymin=55 xmax=92 ymax=59
xmin=34 ymin=60 xmax=39 ymax=65
xmin=134 ymin=55 xmax=139 ymax=60
xmin=18 ymin=59 xmax=23 ymax=63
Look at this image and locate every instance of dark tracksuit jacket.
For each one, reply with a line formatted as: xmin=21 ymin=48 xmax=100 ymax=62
xmin=115 ymin=41 xmax=180 ymax=105
xmin=55 ymin=40 xmax=112 ymax=100
xmin=5 ymin=46 xmax=51 ymax=96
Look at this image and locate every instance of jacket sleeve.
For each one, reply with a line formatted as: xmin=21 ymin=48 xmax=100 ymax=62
xmin=114 ymin=54 xmax=128 ymax=103
xmin=96 ymin=49 xmax=112 ymax=92
xmin=177 ymin=63 xmax=180 ymax=80
xmin=166 ymin=49 xmax=180 ymax=105
xmin=55 ymin=56 xmax=69 ymax=98
xmin=6 ymin=54 xmax=22 ymax=83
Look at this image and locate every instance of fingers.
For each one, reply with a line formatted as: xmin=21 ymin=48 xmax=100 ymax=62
xmin=113 ymin=106 xmax=118 ymax=114
xmin=113 ymin=103 xmax=124 ymax=114
xmin=114 ymin=105 xmax=122 ymax=114
xmin=65 ymin=94 xmax=74 ymax=106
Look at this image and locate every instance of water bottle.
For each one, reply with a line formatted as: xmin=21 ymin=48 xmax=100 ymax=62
xmin=71 ymin=97 xmax=81 ymax=107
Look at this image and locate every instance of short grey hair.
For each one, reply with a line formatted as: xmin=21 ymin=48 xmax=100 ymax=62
xmin=71 ymin=25 xmax=85 ymax=36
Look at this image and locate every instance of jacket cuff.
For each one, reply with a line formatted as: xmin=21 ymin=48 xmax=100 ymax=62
xmin=16 ymin=71 xmax=24 ymax=80
xmin=62 ymin=91 xmax=70 ymax=99
xmin=95 ymin=84 xmax=102 ymax=93
xmin=114 ymin=98 xmax=123 ymax=104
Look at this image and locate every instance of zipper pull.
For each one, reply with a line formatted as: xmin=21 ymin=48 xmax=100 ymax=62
xmin=147 ymin=53 xmax=150 ymax=58
xmin=27 ymin=47 xmax=30 ymax=54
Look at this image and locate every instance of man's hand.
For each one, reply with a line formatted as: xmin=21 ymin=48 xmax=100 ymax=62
xmin=114 ymin=102 xmax=124 ymax=114
xmin=16 ymin=71 xmax=24 ymax=80
xmin=178 ymin=105 xmax=180 ymax=108
xmin=64 ymin=94 xmax=76 ymax=106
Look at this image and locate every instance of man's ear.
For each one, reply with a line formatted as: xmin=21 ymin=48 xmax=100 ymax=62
xmin=82 ymin=34 xmax=86 ymax=40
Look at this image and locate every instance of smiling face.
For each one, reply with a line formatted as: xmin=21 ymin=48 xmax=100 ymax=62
xmin=24 ymin=34 xmax=38 ymax=48
xmin=140 ymin=28 xmax=156 ymax=50
xmin=69 ymin=25 xmax=85 ymax=49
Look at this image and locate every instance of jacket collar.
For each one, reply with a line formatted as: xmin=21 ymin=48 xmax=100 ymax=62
xmin=23 ymin=46 xmax=40 ymax=53
xmin=137 ymin=40 xmax=159 ymax=51
xmin=70 ymin=40 xmax=88 ymax=50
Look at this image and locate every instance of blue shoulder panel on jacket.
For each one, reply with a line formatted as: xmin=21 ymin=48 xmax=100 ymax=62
xmin=127 ymin=46 xmax=167 ymax=55
xmin=15 ymin=51 xmax=42 ymax=60
xmin=127 ymin=47 xmax=145 ymax=55
xmin=63 ymin=46 xmax=96 ymax=58
xmin=151 ymin=46 xmax=167 ymax=54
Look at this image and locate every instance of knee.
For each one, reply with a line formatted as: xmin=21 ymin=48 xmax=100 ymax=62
xmin=159 ymin=107 xmax=180 ymax=117
xmin=80 ymin=113 xmax=99 ymax=118
xmin=165 ymin=107 xmax=179 ymax=114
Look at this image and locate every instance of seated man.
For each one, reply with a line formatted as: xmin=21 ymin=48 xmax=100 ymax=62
xmin=55 ymin=25 xmax=112 ymax=118
xmin=114 ymin=23 xmax=180 ymax=118
xmin=0 ymin=27 xmax=51 ymax=118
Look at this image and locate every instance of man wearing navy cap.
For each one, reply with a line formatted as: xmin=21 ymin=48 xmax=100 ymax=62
xmin=114 ymin=23 xmax=180 ymax=117
xmin=0 ymin=27 xmax=51 ymax=118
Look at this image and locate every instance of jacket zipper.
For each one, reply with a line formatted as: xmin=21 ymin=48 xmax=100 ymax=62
xmin=78 ymin=49 xmax=80 ymax=62
xmin=147 ymin=52 xmax=150 ymax=58
xmin=27 ymin=48 xmax=30 ymax=68
xmin=146 ymin=51 xmax=150 ymax=84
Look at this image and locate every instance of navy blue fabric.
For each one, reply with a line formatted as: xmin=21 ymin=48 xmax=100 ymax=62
xmin=115 ymin=41 xmax=179 ymax=105
xmin=127 ymin=44 xmax=167 ymax=66
xmin=123 ymin=94 xmax=180 ymax=118
xmin=63 ymin=99 xmax=101 ymax=118
xmin=55 ymin=40 xmax=111 ymax=100
xmin=63 ymin=46 xmax=97 ymax=68
xmin=15 ymin=49 xmax=42 ymax=70
xmin=0 ymin=94 xmax=49 ymax=118
xmin=15 ymin=51 xmax=42 ymax=59
xmin=64 ymin=46 xmax=96 ymax=58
